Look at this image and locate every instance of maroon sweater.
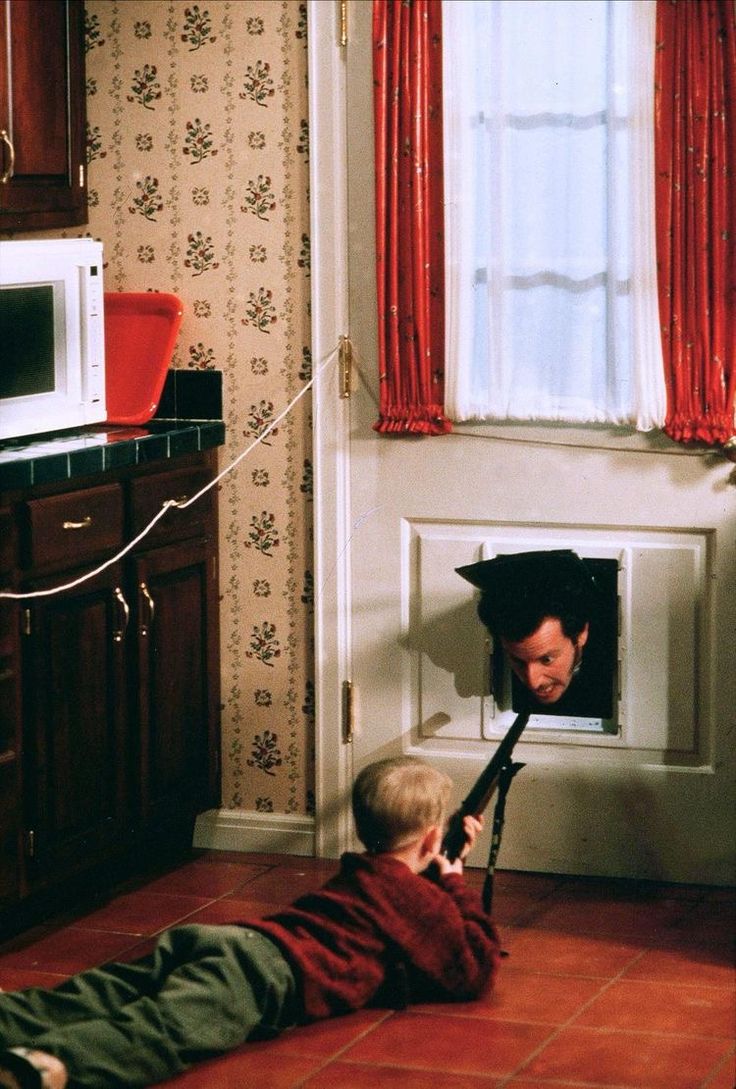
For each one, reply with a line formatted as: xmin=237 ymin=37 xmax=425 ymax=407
xmin=251 ymin=852 xmax=501 ymax=1021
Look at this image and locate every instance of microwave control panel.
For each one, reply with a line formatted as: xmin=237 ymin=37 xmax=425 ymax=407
xmin=84 ymin=260 xmax=105 ymax=405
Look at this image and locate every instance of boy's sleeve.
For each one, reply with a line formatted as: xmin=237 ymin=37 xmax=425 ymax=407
xmin=397 ymin=873 xmax=502 ymax=1002
xmin=440 ymin=873 xmax=502 ymax=992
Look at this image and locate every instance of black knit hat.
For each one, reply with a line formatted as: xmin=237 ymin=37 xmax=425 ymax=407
xmin=456 ymin=549 xmax=592 ymax=592
xmin=456 ymin=549 xmax=596 ymax=641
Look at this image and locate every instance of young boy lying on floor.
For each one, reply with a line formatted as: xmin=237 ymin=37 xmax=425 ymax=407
xmin=0 ymin=756 xmax=500 ymax=1089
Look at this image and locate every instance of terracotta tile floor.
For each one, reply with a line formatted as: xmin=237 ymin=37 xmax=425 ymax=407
xmin=0 ymin=852 xmax=733 ymax=1089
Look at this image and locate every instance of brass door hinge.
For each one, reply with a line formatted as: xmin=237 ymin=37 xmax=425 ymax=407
xmin=340 ymin=0 xmax=348 ymax=47
xmin=339 ymin=335 xmax=352 ymax=399
xmin=25 ymin=829 xmax=35 ymax=860
xmin=22 ymin=608 xmax=31 ymax=637
xmin=342 ymin=679 xmax=354 ymax=744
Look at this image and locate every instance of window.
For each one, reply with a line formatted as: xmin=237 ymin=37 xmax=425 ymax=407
xmin=442 ymin=0 xmax=666 ymax=429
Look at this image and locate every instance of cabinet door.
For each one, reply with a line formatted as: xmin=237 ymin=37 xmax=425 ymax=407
xmin=0 ymin=511 xmax=21 ymax=906
xmin=21 ymin=566 xmax=129 ymax=887
xmin=0 ymin=0 xmax=87 ymax=229
xmin=132 ymin=538 xmax=220 ymax=841
xmin=0 ymin=762 xmax=20 ymax=906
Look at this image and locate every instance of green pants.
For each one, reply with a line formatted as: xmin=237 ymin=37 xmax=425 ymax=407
xmin=0 ymin=924 xmax=298 ymax=1088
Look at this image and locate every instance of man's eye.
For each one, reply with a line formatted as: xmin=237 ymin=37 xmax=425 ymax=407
xmin=540 ymin=655 xmax=554 ymax=664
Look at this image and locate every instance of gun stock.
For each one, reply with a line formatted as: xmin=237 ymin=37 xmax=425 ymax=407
xmin=441 ymin=710 xmax=530 ymax=861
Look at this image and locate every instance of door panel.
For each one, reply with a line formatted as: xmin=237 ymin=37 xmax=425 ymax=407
xmin=310 ymin=1 xmax=736 ymax=883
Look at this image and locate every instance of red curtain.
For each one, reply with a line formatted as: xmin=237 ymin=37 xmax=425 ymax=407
xmin=655 ymin=0 xmax=736 ymax=445
xmin=372 ymin=0 xmax=452 ymax=435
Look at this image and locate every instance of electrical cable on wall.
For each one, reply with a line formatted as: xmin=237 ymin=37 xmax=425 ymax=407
xmin=0 ymin=343 xmax=340 ymax=603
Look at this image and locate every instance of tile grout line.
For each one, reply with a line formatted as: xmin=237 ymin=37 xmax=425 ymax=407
xmin=697 ymin=1041 xmax=736 ymax=1089
xmin=493 ymin=946 xmax=650 ymax=1088
xmin=289 ymin=1010 xmax=397 ymax=1089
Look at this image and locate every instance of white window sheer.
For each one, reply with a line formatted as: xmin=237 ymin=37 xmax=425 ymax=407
xmin=442 ymin=0 xmax=666 ymax=428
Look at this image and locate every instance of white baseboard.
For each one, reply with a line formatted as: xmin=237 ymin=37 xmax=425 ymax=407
xmin=192 ymin=808 xmax=316 ymax=857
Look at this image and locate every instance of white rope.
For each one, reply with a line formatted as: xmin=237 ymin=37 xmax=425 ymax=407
xmin=0 ymin=344 xmax=339 ymax=602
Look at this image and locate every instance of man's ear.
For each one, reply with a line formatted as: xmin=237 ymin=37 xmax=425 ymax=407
xmin=577 ymin=622 xmax=590 ymax=649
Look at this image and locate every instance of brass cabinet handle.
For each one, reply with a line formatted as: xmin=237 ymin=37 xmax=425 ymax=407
xmin=139 ymin=581 xmax=155 ymax=636
xmin=0 ymin=130 xmax=14 ymax=184
xmin=112 ymin=586 xmax=129 ymax=643
xmin=62 ymin=516 xmax=93 ymax=530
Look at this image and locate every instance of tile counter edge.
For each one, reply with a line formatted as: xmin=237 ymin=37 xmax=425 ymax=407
xmin=0 ymin=420 xmax=226 ymax=491
xmin=0 ymin=369 xmax=224 ymax=491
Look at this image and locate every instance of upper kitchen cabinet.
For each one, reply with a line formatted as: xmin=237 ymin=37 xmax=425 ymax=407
xmin=0 ymin=0 xmax=87 ymax=230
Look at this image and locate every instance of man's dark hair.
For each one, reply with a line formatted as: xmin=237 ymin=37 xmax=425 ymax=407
xmin=456 ymin=550 xmax=597 ymax=643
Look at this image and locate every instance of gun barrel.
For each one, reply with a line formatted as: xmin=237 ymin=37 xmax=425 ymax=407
xmin=441 ymin=709 xmax=530 ymax=861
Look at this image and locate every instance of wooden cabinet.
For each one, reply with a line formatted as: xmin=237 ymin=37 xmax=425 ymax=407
xmin=21 ymin=563 xmax=128 ymax=888
xmin=0 ymin=452 xmax=220 ymax=926
xmin=0 ymin=0 xmax=88 ymax=230
xmin=0 ymin=510 xmax=21 ymax=908
xmin=126 ymin=464 xmax=220 ymax=839
xmin=132 ymin=539 xmax=219 ymax=834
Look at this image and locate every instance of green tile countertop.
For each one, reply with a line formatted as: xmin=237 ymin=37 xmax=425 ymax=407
xmin=0 ymin=419 xmax=226 ymax=491
xmin=0 ymin=369 xmax=224 ymax=491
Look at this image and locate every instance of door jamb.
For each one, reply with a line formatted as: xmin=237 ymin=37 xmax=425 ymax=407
xmin=308 ymin=0 xmax=353 ymax=858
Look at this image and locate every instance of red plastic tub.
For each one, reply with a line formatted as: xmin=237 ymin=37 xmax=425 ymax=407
xmin=104 ymin=292 xmax=184 ymax=425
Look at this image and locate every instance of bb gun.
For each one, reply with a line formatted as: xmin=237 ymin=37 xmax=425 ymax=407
xmin=441 ymin=709 xmax=530 ymax=911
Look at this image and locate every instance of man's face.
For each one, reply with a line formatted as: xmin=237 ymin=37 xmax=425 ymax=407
xmin=501 ymin=617 xmax=589 ymax=704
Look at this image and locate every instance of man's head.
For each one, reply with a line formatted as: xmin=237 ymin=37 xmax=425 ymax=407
xmin=352 ymin=756 xmax=452 ymax=855
xmin=456 ymin=550 xmax=596 ymax=705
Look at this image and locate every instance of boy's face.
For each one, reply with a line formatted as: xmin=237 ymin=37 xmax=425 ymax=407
xmin=501 ymin=617 xmax=589 ymax=704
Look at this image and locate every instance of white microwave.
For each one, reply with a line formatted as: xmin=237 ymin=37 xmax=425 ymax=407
xmin=0 ymin=238 xmax=106 ymax=441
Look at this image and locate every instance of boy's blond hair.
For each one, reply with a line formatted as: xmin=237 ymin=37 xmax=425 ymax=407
xmin=352 ymin=756 xmax=453 ymax=853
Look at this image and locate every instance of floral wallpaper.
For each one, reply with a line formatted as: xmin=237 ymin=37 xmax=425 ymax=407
xmin=84 ymin=0 xmax=315 ymax=817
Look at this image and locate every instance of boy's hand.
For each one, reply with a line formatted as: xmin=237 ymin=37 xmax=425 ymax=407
xmin=434 ymin=814 xmax=484 ymax=875
xmin=434 ymin=852 xmax=464 ymax=876
xmin=458 ymin=814 xmax=484 ymax=860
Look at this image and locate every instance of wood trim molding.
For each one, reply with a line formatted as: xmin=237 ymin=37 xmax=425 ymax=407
xmin=308 ymin=0 xmax=353 ymax=859
xmin=193 ymin=809 xmax=316 ymax=857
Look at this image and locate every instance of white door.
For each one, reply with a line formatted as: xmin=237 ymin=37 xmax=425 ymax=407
xmin=310 ymin=1 xmax=736 ymax=884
